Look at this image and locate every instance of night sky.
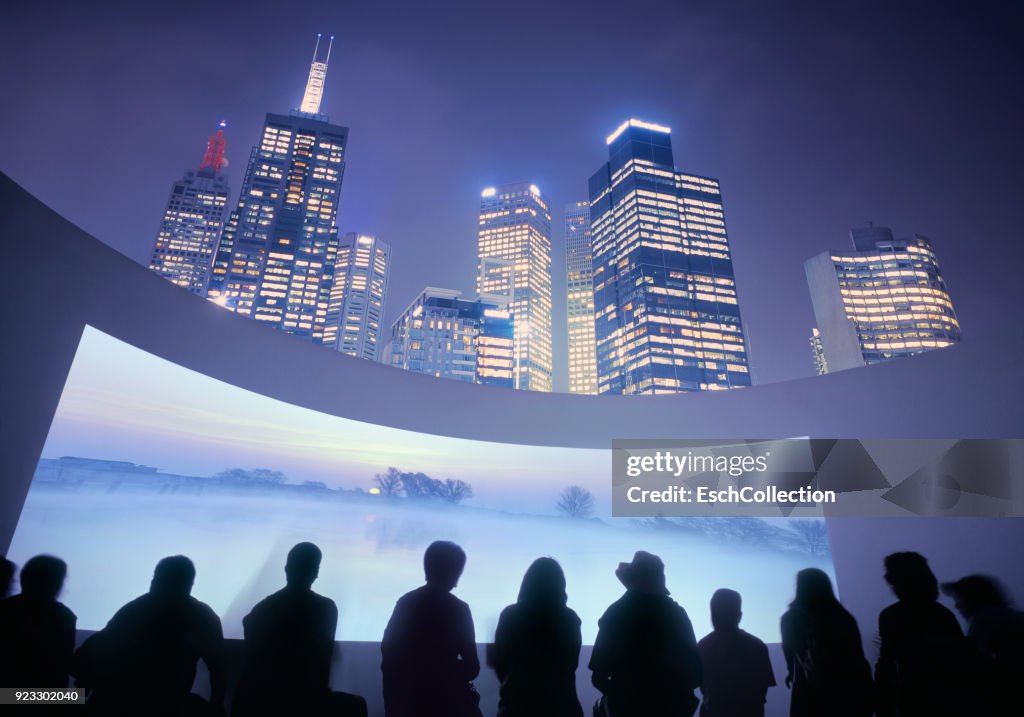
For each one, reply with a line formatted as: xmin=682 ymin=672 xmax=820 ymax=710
xmin=2 ymin=0 xmax=1022 ymax=391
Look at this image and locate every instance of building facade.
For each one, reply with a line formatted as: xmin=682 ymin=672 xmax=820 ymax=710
xmin=805 ymin=225 xmax=961 ymax=373
xmin=206 ymin=37 xmax=348 ymax=345
xmin=148 ymin=122 xmax=230 ymax=295
xmin=323 ymin=233 xmax=390 ymax=360
xmin=476 ymin=182 xmax=553 ymax=392
xmin=388 ymin=287 xmax=514 ymax=388
xmin=565 ymin=201 xmax=598 ymax=394
xmin=588 ymin=119 xmax=751 ymax=395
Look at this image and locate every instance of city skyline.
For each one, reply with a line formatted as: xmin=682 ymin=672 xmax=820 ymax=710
xmin=2 ymin=1 xmax=1021 ymax=391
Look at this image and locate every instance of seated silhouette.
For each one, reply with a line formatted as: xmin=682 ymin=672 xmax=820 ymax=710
xmin=73 ymin=555 xmax=225 ymax=716
xmin=489 ymin=557 xmax=583 ymax=717
xmin=941 ymin=574 xmax=1024 ymax=715
xmin=232 ymin=542 xmax=366 ymax=717
xmin=780 ymin=568 xmax=872 ymax=717
xmin=0 ymin=554 xmax=76 ymax=688
xmin=381 ymin=540 xmax=481 ymax=717
xmin=589 ymin=551 xmax=702 ymax=717
xmin=697 ymin=588 xmax=775 ymax=717
xmin=875 ymin=552 xmax=966 ymax=717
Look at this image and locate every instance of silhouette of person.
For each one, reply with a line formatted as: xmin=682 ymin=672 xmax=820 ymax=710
xmin=875 ymin=552 xmax=965 ymax=717
xmin=0 ymin=555 xmax=76 ymax=687
xmin=589 ymin=551 xmax=702 ymax=717
xmin=0 ymin=556 xmax=14 ymax=599
xmin=941 ymin=575 xmax=1024 ymax=715
xmin=780 ymin=568 xmax=872 ymax=717
xmin=73 ymin=555 xmax=226 ymax=716
xmin=489 ymin=557 xmax=583 ymax=717
xmin=232 ymin=542 xmax=367 ymax=717
xmin=381 ymin=540 xmax=481 ymax=717
xmin=697 ymin=588 xmax=775 ymax=717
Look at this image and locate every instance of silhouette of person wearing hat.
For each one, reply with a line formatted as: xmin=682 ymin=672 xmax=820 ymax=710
xmin=589 ymin=551 xmax=702 ymax=717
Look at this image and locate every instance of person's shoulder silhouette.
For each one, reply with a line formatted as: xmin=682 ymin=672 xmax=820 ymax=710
xmin=491 ymin=557 xmax=583 ymax=717
xmin=0 ymin=556 xmax=14 ymax=599
xmin=0 ymin=554 xmax=76 ymax=688
xmin=697 ymin=588 xmax=775 ymax=717
xmin=381 ymin=540 xmax=481 ymax=717
xmin=589 ymin=551 xmax=701 ymax=717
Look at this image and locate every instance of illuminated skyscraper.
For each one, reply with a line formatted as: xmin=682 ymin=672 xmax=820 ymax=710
xmin=388 ymin=288 xmax=514 ymax=388
xmin=589 ymin=119 xmax=751 ymax=395
xmin=323 ymin=233 xmax=391 ymax=360
xmin=565 ymin=201 xmax=598 ymax=394
xmin=207 ymin=36 xmax=347 ymax=345
xmin=805 ymin=225 xmax=961 ymax=373
xmin=148 ymin=122 xmax=230 ymax=295
xmin=476 ymin=182 xmax=553 ymax=392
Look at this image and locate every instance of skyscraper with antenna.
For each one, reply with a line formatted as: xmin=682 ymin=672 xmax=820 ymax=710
xmin=148 ymin=121 xmax=231 ymax=295
xmin=207 ymin=35 xmax=349 ymax=346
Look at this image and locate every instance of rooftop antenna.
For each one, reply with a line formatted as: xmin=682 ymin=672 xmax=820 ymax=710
xmin=299 ymin=33 xmax=334 ymax=116
xmin=198 ymin=120 xmax=228 ymax=177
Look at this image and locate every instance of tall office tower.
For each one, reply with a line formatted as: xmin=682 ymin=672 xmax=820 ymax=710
xmin=207 ymin=35 xmax=348 ymax=344
xmin=148 ymin=122 xmax=230 ymax=295
xmin=476 ymin=183 xmax=553 ymax=392
xmin=388 ymin=288 xmax=514 ymax=388
xmin=805 ymin=225 xmax=961 ymax=373
xmin=565 ymin=201 xmax=598 ymax=394
xmin=810 ymin=327 xmax=828 ymax=376
xmin=589 ymin=119 xmax=752 ymax=395
xmin=323 ymin=233 xmax=391 ymax=360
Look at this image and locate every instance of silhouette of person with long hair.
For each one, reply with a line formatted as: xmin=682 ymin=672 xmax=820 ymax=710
xmin=589 ymin=551 xmax=702 ymax=717
xmin=0 ymin=555 xmax=76 ymax=687
xmin=941 ymin=574 xmax=1024 ymax=715
xmin=697 ymin=588 xmax=775 ymax=717
xmin=73 ymin=555 xmax=225 ymax=716
xmin=381 ymin=540 xmax=481 ymax=717
xmin=875 ymin=552 xmax=965 ymax=717
xmin=780 ymin=568 xmax=872 ymax=717
xmin=232 ymin=542 xmax=366 ymax=717
xmin=490 ymin=557 xmax=583 ymax=717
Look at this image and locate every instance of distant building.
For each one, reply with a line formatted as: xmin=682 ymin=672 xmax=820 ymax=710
xmin=206 ymin=35 xmax=348 ymax=345
xmin=805 ymin=225 xmax=961 ymax=373
xmin=589 ymin=119 xmax=752 ymax=394
xmin=388 ymin=287 xmax=514 ymax=388
xmin=323 ymin=233 xmax=391 ymax=360
xmin=810 ymin=327 xmax=828 ymax=375
xmin=565 ymin=201 xmax=598 ymax=394
xmin=477 ymin=183 xmax=553 ymax=392
xmin=148 ymin=122 xmax=230 ymax=294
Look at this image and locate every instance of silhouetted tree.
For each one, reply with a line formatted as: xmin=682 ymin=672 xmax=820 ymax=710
xmin=437 ymin=479 xmax=474 ymax=505
xmin=375 ymin=467 xmax=404 ymax=496
xmin=556 ymin=486 xmax=594 ymax=518
xmin=400 ymin=472 xmax=442 ymax=500
xmin=789 ymin=519 xmax=829 ymax=555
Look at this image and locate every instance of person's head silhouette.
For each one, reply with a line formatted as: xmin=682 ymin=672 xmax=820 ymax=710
xmin=285 ymin=542 xmax=322 ymax=590
xmin=710 ymin=588 xmax=743 ymax=631
xmin=517 ymin=557 xmax=568 ymax=608
xmin=791 ymin=568 xmax=838 ymax=610
xmin=941 ymin=574 xmax=1011 ymax=620
xmin=150 ymin=555 xmax=196 ymax=598
xmin=19 ymin=555 xmax=66 ymax=601
xmin=884 ymin=551 xmax=939 ymax=603
xmin=423 ymin=540 xmax=466 ymax=591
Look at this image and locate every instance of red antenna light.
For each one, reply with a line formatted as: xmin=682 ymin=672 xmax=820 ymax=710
xmin=199 ymin=120 xmax=228 ymax=176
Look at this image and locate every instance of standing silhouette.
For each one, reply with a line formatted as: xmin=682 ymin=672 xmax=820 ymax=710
xmin=941 ymin=575 xmax=1024 ymax=715
xmin=490 ymin=557 xmax=583 ymax=717
xmin=697 ymin=588 xmax=775 ymax=717
xmin=381 ymin=541 xmax=481 ymax=717
xmin=780 ymin=568 xmax=872 ymax=717
xmin=589 ymin=551 xmax=702 ymax=717
xmin=0 ymin=555 xmax=76 ymax=688
xmin=72 ymin=555 xmax=226 ymax=716
xmin=875 ymin=552 xmax=965 ymax=717
xmin=232 ymin=542 xmax=366 ymax=717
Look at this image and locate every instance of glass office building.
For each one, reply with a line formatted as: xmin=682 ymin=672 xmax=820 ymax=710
xmin=148 ymin=122 xmax=230 ymax=295
xmin=323 ymin=233 xmax=391 ymax=360
xmin=206 ymin=38 xmax=347 ymax=345
xmin=388 ymin=287 xmax=514 ymax=388
xmin=476 ymin=182 xmax=553 ymax=392
xmin=805 ymin=225 xmax=961 ymax=373
xmin=588 ymin=119 xmax=751 ymax=395
xmin=565 ymin=201 xmax=598 ymax=394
